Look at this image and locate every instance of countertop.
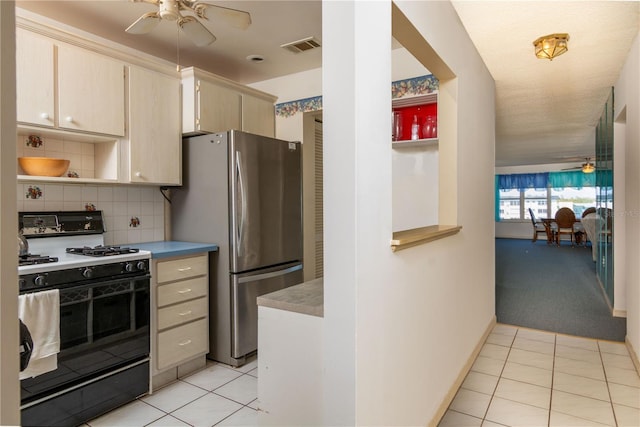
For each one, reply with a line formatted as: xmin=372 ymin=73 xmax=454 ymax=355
xmin=133 ymin=241 xmax=218 ymax=259
xmin=257 ymin=278 xmax=324 ymax=318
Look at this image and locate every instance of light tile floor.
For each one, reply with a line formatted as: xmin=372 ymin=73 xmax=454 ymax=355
xmin=87 ymin=357 xmax=258 ymax=427
xmin=439 ymin=324 xmax=640 ymax=427
xmin=87 ymin=324 xmax=640 ymax=427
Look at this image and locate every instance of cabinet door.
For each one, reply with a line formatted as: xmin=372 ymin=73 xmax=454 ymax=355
xmin=197 ymin=79 xmax=241 ymax=133
xmin=129 ymin=66 xmax=181 ymax=185
xmin=57 ymin=45 xmax=125 ymax=136
xmin=16 ymin=29 xmax=55 ymax=127
xmin=241 ymin=94 xmax=275 ymax=137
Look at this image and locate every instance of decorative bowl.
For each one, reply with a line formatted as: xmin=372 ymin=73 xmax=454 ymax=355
xmin=18 ymin=157 xmax=70 ymax=177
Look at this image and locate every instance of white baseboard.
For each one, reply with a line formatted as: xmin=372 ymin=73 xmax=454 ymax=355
xmin=613 ymin=308 xmax=627 ymax=318
xmin=626 ymin=338 xmax=640 ymax=376
xmin=428 ymin=316 xmax=496 ymax=427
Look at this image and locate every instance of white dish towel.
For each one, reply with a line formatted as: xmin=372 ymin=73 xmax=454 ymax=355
xmin=18 ymin=289 xmax=60 ymax=380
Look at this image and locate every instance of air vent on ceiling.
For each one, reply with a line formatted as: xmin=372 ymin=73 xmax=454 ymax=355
xmin=280 ymin=37 xmax=321 ymax=54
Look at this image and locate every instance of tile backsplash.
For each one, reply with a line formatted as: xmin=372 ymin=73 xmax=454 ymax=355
xmin=17 ymin=182 xmax=166 ymax=245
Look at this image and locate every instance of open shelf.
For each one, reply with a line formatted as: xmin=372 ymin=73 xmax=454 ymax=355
xmin=18 ymin=175 xmax=119 ymax=185
xmin=391 ymin=224 xmax=462 ymax=252
xmin=392 ymin=137 xmax=438 ymax=148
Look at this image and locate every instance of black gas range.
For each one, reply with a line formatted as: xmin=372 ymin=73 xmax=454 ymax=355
xmin=18 ymin=211 xmax=151 ymax=427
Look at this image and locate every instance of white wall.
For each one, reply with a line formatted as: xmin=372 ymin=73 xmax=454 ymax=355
xmin=322 ymin=1 xmax=495 ymax=425
xmin=0 ymin=1 xmax=20 ymax=423
xmin=614 ymin=33 xmax=640 ymax=361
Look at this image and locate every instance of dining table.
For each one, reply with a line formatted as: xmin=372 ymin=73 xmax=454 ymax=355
xmin=540 ymin=217 xmax=583 ymax=245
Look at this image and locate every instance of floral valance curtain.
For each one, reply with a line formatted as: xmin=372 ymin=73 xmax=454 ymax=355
xmin=497 ymin=170 xmax=595 ymax=191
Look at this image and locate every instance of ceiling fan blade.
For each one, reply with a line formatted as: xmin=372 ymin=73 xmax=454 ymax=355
xmin=192 ymin=2 xmax=251 ymax=29
xmin=179 ymin=15 xmax=216 ymax=46
xmin=126 ymin=12 xmax=161 ymax=34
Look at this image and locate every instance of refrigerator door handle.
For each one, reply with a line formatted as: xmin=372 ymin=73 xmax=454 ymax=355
xmin=237 ymin=264 xmax=302 ymax=284
xmin=235 ymin=152 xmax=248 ymax=257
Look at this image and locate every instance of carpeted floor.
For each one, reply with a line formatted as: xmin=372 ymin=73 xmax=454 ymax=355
xmin=495 ymin=238 xmax=626 ymax=342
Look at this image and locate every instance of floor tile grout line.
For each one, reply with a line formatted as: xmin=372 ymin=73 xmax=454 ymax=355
xmin=548 ymin=333 xmax=557 ymax=427
xmin=480 ymin=326 xmax=518 ymax=424
xmin=599 ymin=340 xmax=620 ymax=427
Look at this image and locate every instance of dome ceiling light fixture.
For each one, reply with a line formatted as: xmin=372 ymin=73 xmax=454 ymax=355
xmin=533 ymin=33 xmax=570 ymax=61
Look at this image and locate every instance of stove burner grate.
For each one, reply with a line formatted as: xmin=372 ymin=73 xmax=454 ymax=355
xmin=66 ymin=245 xmax=140 ymax=257
xmin=19 ymin=254 xmax=59 ymax=266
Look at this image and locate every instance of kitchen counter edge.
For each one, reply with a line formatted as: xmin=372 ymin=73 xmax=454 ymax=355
xmin=134 ymin=241 xmax=218 ymax=259
xmin=257 ymin=278 xmax=324 ymax=318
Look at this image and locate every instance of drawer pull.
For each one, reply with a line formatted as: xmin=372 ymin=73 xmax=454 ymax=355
xmin=177 ymin=267 xmax=193 ymax=272
xmin=178 ymin=339 xmax=192 ymax=346
xmin=179 ymin=310 xmax=193 ymax=316
xmin=177 ymin=288 xmax=192 ymax=294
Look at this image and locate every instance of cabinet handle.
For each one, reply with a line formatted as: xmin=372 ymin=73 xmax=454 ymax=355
xmin=178 ymin=339 xmax=192 ymax=346
xmin=40 ymin=112 xmax=49 ymax=120
xmin=178 ymin=310 xmax=193 ymax=316
xmin=65 ymin=116 xmax=74 ymax=123
xmin=177 ymin=267 xmax=192 ymax=272
xmin=135 ymin=171 xmax=142 ymax=178
xmin=177 ymin=288 xmax=192 ymax=294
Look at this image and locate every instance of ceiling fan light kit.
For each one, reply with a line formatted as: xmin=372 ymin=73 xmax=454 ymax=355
xmin=126 ymin=0 xmax=251 ymax=47
xmin=561 ymin=157 xmax=595 ymax=173
xmin=533 ymin=33 xmax=569 ymax=60
xmin=582 ymin=162 xmax=595 ymax=173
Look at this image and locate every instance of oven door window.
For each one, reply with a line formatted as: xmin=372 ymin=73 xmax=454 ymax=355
xmin=60 ymin=276 xmax=150 ymax=353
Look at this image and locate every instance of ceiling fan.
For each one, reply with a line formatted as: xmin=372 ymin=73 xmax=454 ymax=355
xmin=561 ymin=157 xmax=596 ymax=174
xmin=125 ymin=0 xmax=251 ymax=47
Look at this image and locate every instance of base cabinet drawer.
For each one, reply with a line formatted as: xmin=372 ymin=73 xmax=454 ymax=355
xmin=157 ymin=318 xmax=208 ymax=371
xmin=158 ymin=297 xmax=207 ymax=330
xmin=157 ymin=253 xmax=208 ymax=283
xmin=157 ymin=276 xmax=207 ymax=307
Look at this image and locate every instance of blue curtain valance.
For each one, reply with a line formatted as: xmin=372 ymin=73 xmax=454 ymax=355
xmin=497 ymin=173 xmax=549 ymax=190
xmin=497 ymin=170 xmax=595 ymax=191
xmin=548 ymin=171 xmax=595 ymax=188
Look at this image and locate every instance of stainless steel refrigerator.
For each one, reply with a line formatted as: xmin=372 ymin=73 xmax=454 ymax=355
xmin=171 ymin=130 xmax=303 ymax=367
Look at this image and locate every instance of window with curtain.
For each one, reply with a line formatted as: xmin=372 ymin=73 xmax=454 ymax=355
xmin=496 ymin=171 xmax=596 ymax=220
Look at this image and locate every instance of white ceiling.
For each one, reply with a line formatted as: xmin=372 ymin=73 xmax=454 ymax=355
xmin=15 ymin=1 xmax=640 ymax=168
xmin=451 ymin=1 xmax=639 ymax=167
xmin=16 ymin=0 xmax=322 ymax=85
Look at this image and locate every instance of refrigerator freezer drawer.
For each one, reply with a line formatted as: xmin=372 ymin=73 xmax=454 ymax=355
xmin=231 ymin=263 xmax=303 ymax=359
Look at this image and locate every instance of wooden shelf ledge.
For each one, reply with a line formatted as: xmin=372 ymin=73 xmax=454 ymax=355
xmin=391 ymin=224 xmax=462 ymax=252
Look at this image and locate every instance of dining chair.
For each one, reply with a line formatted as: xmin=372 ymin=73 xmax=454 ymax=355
xmin=528 ymin=208 xmax=548 ymax=243
xmin=555 ymin=207 xmax=577 ymax=246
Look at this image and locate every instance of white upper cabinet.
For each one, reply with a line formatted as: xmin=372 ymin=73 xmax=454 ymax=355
xmin=182 ymin=67 xmax=276 ymax=137
xmin=57 ymin=45 xmax=125 ymax=137
xmin=197 ymin=78 xmax=242 ymax=134
xmin=242 ymin=94 xmax=276 ymax=138
xmin=16 ymin=28 xmax=126 ymax=137
xmin=16 ymin=28 xmax=54 ymax=127
xmin=128 ymin=66 xmax=182 ymax=185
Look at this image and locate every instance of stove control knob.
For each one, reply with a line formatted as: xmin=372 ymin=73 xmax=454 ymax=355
xmin=34 ymin=275 xmax=46 ymax=287
xmin=82 ymin=267 xmax=94 ymax=279
xmin=136 ymin=261 xmax=147 ymax=271
xmin=125 ymin=262 xmax=136 ymax=272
